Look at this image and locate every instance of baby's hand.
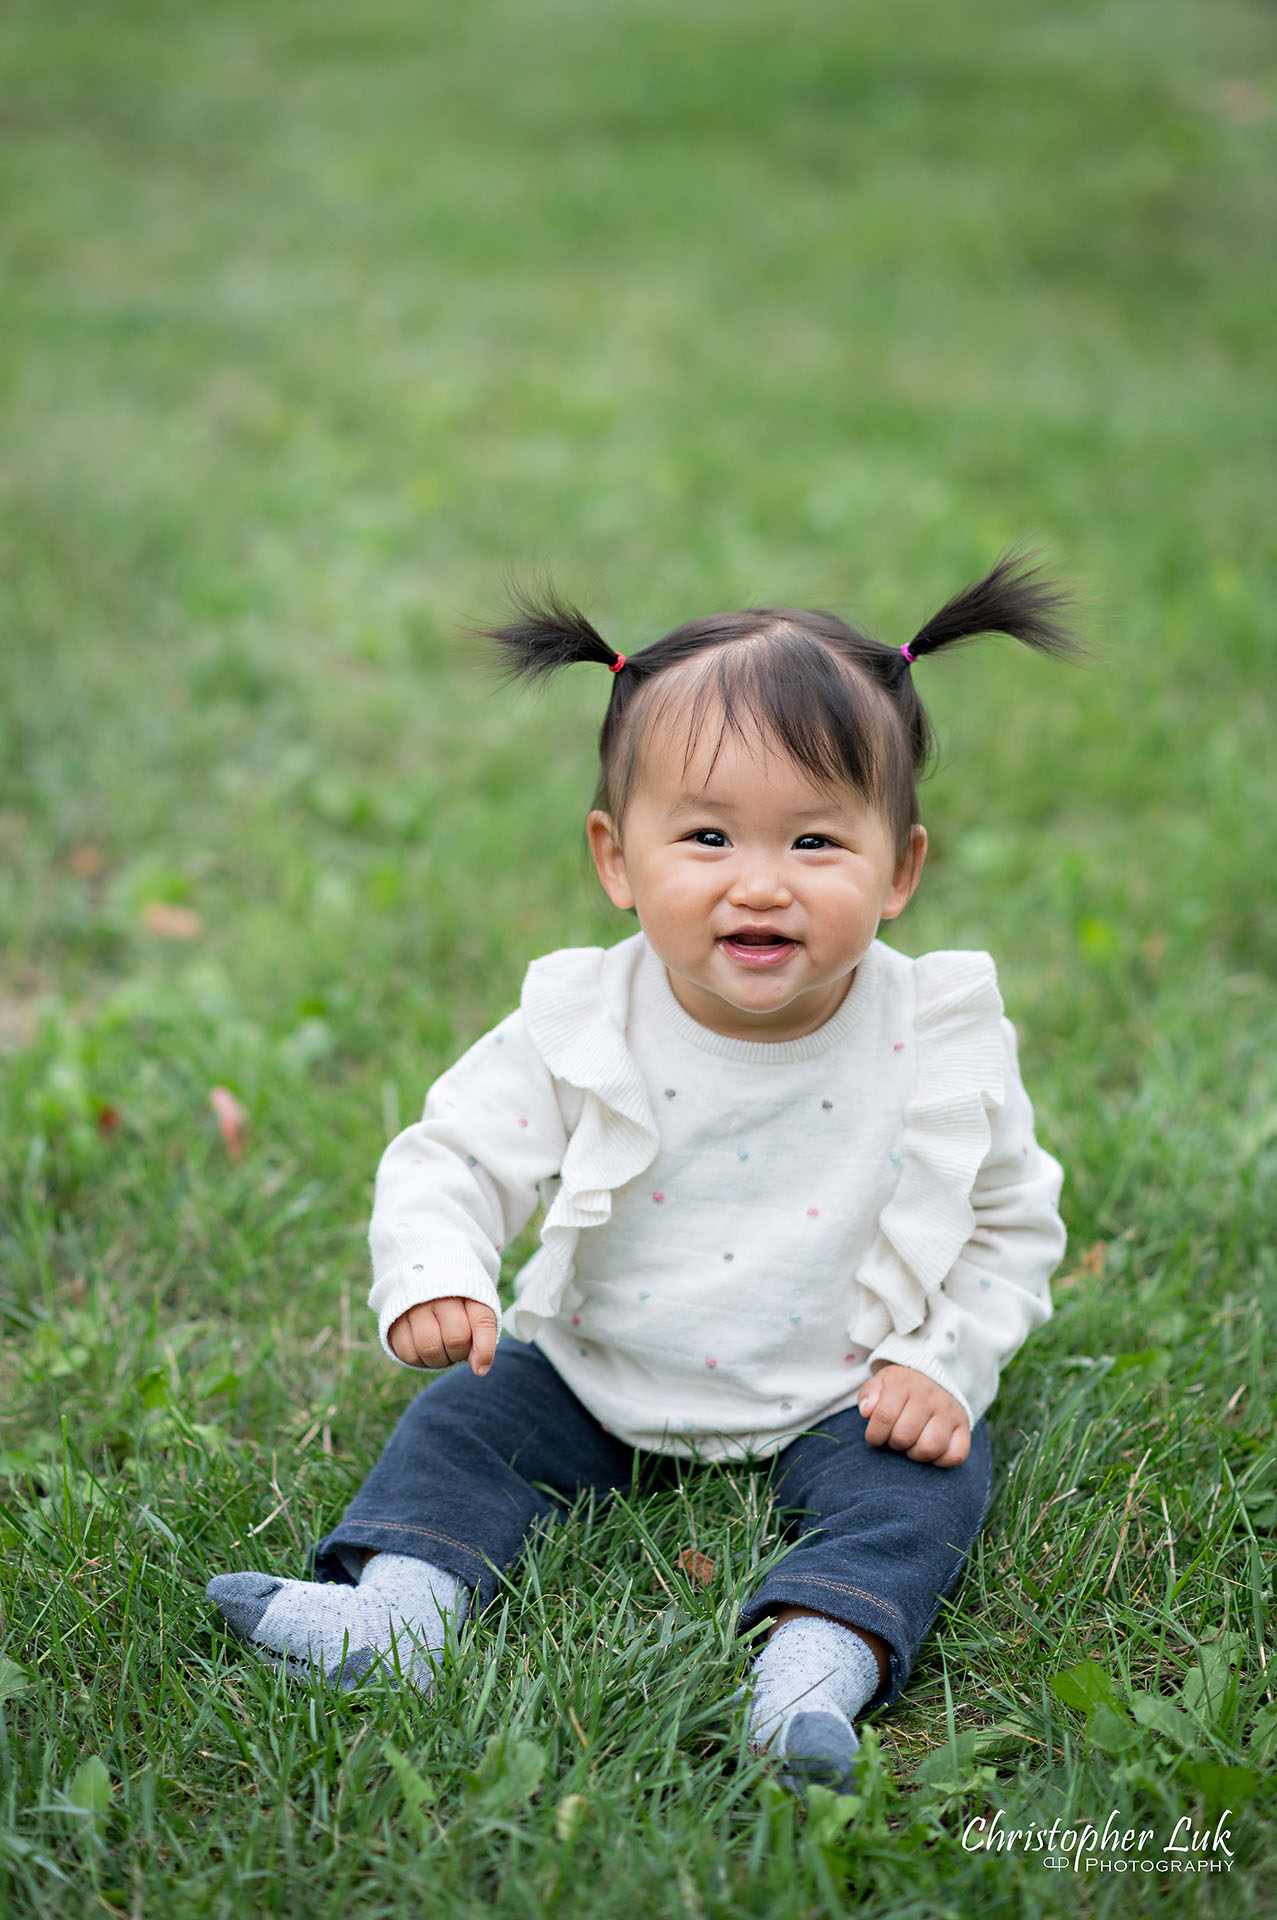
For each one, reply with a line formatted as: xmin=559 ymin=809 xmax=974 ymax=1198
xmin=858 ymin=1364 xmax=970 ymax=1467
xmin=388 ymin=1297 xmax=498 ymax=1376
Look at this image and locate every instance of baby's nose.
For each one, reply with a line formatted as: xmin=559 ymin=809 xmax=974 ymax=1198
xmin=728 ymin=860 xmax=793 ymax=908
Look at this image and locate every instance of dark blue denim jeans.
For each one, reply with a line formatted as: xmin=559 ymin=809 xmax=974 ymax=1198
xmin=315 ymin=1338 xmax=993 ymax=1709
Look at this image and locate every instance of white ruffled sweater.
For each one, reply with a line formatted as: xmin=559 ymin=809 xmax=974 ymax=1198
xmin=368 ymin=934 xmax=1066 ymax=1458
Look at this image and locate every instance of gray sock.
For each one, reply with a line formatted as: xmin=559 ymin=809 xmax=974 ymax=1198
xmin=206 ymin=1552 xmax=465 ymax=1690
xmin=747 ymin=1616 xmax=881 ymax=1794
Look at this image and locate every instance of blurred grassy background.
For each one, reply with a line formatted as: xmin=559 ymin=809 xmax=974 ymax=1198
xmin=1 ymin=0 xmax=1274 ymax=1913
xmin=2 ymin=0 xmax=1272 ymax=1375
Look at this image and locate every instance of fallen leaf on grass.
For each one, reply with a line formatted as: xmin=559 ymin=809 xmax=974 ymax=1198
xmin=142 ymin=901 xmax=202 ymax=939
xmin=555 ymin=1792 xmax=589 ymax=1841
xmin=68 ymin=844 xmax=105 ymax=878
xmin=1215 ymin=79 xmax=1267 ymax=123
xmin=678 ymin=1548 xmax=716 ymax=1584
xmin=1056 ymin=1239 xmax=1108 ymax=1290
xmin=210 ymin=1086 xmax=249 ymax=1160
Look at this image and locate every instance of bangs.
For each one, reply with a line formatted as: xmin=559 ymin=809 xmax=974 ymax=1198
xmin=606 ymin=622 xmax=919 ymax=853
xmin=494 ymin=555 xmax=1075 ymax=865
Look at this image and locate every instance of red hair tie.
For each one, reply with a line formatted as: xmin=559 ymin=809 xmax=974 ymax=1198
xmin=609 ymin=652 xmax=627 ymax=674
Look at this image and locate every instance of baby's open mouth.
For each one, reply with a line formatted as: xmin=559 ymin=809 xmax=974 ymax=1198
xmin=718 ymin=930 xmax=798 ymax=966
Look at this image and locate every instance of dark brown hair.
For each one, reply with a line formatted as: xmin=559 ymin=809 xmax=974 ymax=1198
xmin=486 ymin=555 xmax=1080 ymax=857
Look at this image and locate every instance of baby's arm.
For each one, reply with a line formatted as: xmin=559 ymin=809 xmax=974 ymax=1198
xmin=369 ymin=1010 xmax=570 ymax=1372
xmin=864 ymin=1017 xmax=1066 ymax=1441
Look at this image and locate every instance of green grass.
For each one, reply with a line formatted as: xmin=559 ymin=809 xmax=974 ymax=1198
xmin=1 ymin=0 xmax=1275 ymax=1912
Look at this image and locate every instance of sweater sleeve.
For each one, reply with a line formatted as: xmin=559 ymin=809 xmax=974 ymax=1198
xmin=367 ymin=1010 xmax=574 ymax=1365
xmin=865 ymin=1016 xmax=1066 ymax=1425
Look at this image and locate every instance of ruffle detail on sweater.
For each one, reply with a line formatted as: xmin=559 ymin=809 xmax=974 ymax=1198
xmin=849 ymin=951 xmax=1007 ymax=1348
xmin=505 ymin=937 xmax=659 ymax=1338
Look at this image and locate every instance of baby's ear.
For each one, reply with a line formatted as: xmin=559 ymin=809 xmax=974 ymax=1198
xmin=586 ymin=811 xmax=634 ymax=910
xmin=882 ymin=825 xmax=927 ymax=920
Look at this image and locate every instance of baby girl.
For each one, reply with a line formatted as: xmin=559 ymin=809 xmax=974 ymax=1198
xmin=208 ymin=556 xmax=1072 ymax=1795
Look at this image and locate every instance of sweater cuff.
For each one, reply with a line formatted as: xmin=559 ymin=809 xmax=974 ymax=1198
xmin=372 ymin=1267 xmax=504 ymax=1367
xmin=867 ymin=1339 xmax=976 ymax=1427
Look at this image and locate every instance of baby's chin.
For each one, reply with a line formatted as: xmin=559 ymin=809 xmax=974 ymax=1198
xmin=666 ymin=964 xmax=859 ymax=1043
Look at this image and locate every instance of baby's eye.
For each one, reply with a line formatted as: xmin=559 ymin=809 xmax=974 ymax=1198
xmin=794 ymin=834 xmax=834 ymax=850
xmin=689 ymin=829 xmax=729 ymax=848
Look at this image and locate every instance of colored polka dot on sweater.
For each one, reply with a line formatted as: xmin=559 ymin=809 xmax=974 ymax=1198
xmin=639 ymin=1290 xmax=651 ymax=1300
xmin=821 ymin=1100 xmax=833 ymax=1111
xmin=465 ymin=1155 xmax=477 ymax=1167
xmin=517 ymin=1116 xmax=528 ymax=1128
xmin=723 ymin=1252 xmax=734 ymax=1262
xmin=789 ymin=1312 xmax=801 ymax=1323
xmin=705 ymin=1357 xmax=718 ymax=1369
xmin=652 ymin=1191 xmax=665 ymax=1203
xmin=664 ymin=1088 xmax=677 ymax=1099
xmin=571 ymin=1314 xmax=580 ymax=1325
xmin=806 ymin=1207 xmax=819 ymax=1218
xmin=893 ymin=1042 xmax=905 ymax=1052
xmin=737 ymin=1150 xmax=749 ymax=1161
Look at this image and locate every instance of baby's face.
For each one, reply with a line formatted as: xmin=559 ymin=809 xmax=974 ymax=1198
xmin=587 ymin=712 xmax=924 ymax=1042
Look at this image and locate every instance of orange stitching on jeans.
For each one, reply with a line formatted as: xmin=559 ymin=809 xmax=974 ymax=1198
xmin=778 ymin=1576 xmax=910 ymax=1635
xmin=339 ymin=1521 xmax=477 ymax=1557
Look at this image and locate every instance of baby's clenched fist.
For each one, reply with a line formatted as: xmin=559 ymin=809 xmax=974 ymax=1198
xmin=858 ymin=1363 xmax=970 ymax=1467
xmin=388 ymin=1297 xmax=498 ymax=1375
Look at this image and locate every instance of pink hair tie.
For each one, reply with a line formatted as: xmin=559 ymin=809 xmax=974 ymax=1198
xmin=899 ymin=642 xmax=915 ymax=665
xmin=609 ymin=652 xmax=627 ymax=674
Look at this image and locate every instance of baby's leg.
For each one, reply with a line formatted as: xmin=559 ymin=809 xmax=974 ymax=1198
xmin=207 ymin=1340 xmax=640 ymax=1688
xmin=739 ymin=1412 xmax=993 ymax=1791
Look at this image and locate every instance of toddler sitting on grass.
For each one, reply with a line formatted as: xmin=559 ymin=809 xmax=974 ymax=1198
xmin=208 ymin=556 xmax=1072 ymax=1795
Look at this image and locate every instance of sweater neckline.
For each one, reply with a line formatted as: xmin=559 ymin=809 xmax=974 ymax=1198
xmin=639 ymin=940 xmax=881 ymax=1062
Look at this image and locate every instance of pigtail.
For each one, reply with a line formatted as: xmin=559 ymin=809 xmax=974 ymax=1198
xmin=904 ymin=552 xmax=1081 ymax=665
xmin=483 ymin=584 xmax=620 ymax=683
